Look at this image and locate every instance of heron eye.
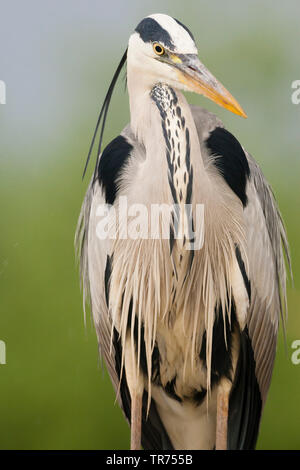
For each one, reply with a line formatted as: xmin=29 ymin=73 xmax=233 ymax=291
xmin=153 ymin=43 xmax=165 ymax=56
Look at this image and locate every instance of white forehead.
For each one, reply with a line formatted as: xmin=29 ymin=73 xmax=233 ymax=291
xmin=147 ymin=13 xmax=197 ymax=54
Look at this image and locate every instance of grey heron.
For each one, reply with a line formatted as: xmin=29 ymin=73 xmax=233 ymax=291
xmin=76 ymin=13 xmax=291 ymax=450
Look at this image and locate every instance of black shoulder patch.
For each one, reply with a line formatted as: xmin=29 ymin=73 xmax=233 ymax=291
xmin=97 ymin=135 xmax=133 ymax=205
xmin=173 ymin=18 xmax=195 ymax=42
xmin=205 ymin=127 xmax=250 ymax=207
xmin=135 ymin=18 xmax=174 ymax=49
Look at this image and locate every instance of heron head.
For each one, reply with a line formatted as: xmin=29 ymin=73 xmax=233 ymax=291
xmin=128 ymin=13 xmax=247 ymax=118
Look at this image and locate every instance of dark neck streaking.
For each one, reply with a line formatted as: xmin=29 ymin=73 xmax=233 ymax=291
xmin=150 ymin=83 xmax=195 ymax=253
xmin=150 ymin=83 xmax=193 ymax=207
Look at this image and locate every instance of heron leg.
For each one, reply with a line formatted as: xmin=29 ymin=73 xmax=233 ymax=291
xmin=130 ymin=392 xmax=142 ymax=450
xmin=124 ymin=336 xmax=144 ymax=450
xmin=216 ymin=381 xmax=230 ymax=450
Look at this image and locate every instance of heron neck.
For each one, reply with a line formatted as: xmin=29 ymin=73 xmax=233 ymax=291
xmin=127 ymin=78 xmax=154 ymax=144
xmin=128 ymin=81 xmax=205 ymax=170
xmin=128 ymin=82 xmax=210 ymax=234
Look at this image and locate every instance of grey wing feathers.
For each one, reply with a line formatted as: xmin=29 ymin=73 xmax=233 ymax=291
xmin=191 ymin=105 xmax=291 ymax=404
xmin=75 ymin=178 xmax=93 ymax=318
xmin=75 ymin=180 xmax=121 ymax=394
xmin=75 ymin=127 xmax=144 ymax=396
xmin=244 ymin=152 xmax=291 ymax=403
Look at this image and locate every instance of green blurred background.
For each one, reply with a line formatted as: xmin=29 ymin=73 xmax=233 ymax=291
xmin=0 ymin=0 xmax=299 ymax=449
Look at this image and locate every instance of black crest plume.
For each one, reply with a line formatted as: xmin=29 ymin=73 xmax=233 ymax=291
xmin=82 ymin=48 xmax=128 ymax=180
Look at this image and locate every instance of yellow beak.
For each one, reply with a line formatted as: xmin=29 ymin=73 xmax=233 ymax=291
xmin=171 ymin=54 xmax=247 ymax=118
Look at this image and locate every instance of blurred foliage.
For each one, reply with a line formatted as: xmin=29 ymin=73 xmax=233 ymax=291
xmin=0 ymin=0 xmax=299 ymax=450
